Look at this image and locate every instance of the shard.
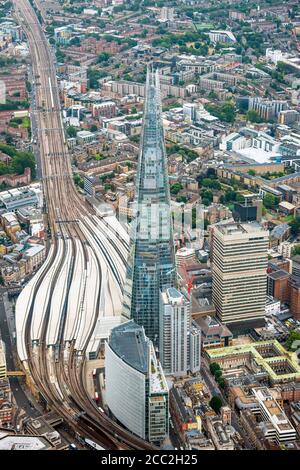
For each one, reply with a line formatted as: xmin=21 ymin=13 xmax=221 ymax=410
xmin=122 ymin=66 xmax=176 ymax=346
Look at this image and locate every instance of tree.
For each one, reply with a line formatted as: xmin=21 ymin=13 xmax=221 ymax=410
xmin=73 ymin=174 xmax=84 ymax=189
xmin=176 ymin=195 xmax=188 ymax=204
xmin=205 ymin=101 xmax=236 ymax=123
xmin=12 ymin=151 xmax=36 ymax=179
xmin=170 ymin=182 xmax=183 ymax=195
xmin=289 ymin=218 xmax=300 ymax=236
xmin=246 ymin=109 xmax=262 ymax=123
xmin=216 ymin=377 xmax=225 ymax=389
xmin=201 ymin=189 xmax=213 ymax=206
xmin=66 ymin=126 xmax=78 ymax=138
xmin=263 ymin=193 xmax=279 ymax=210
xmin=208 ymin=90 xmax=218 ymax=100
xmin=214 ymin=369 xmax=223 ymax=380
xmin=285 ymin=330 xmax=300 ymax=351
xmin=209 ymin=395 xmax=223 ymax=414
xmin=70 ymin=36 xmax=81 ymax=46
xmin=209 ymin=362 xmax=221 ymax=375
xmin=292 ymin=245 xmax=300 ymax=256
xmin=97 ymin=52 xmax=111 ymax=64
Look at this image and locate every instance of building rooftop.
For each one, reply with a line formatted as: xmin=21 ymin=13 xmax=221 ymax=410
xmin=0 ymin=434 xmax=52 ymax=450
xmin=109 ymin=320 xmax=149 ymax=374
xmin=270 ymin=223 xmax=290 ymax=240
xmin=207 ymin=340 xmax=300 ymax=383
xmin=216 ymin=221 xmax=266 ymax=236
xmin=268 ymin=269 xmax=290 ymax=281
xmin=195 ymin=315 xmax=232 ymax=340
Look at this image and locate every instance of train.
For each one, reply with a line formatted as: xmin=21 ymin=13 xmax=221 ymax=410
xmin=84 ymin=438 xmax=105 ymax=451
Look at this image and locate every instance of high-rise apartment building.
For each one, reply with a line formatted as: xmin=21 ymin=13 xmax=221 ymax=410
xmin=160 ymin=7 xmax=175 ymax=22
xmin=212 ymin=222 xmax=269 ymax=329
xmin=122 ymin=68 xmax=176 ymax=345
xmin=159 ymin=287 xmax=201 ymax=377
xmin=105 ymin=320 xmax=169 ymax=444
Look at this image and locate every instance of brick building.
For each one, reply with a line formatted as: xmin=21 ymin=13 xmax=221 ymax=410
xmin=289 ymin=275 xmax=300 ymax=320
xmin=0 ymin=167 xmax=31 ymax=188
xmin=267 ymin=269 xmax=290 ymax=304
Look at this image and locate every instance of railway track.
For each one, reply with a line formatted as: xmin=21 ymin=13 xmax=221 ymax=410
xmin=12 ymin=0 xmax=155 ymax=451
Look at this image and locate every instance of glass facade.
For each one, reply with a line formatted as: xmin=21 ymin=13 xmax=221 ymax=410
xmin=123 ymin=68 xmax=176 ymax=345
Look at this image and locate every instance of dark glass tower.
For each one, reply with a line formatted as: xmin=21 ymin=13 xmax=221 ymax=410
xmin=122 ymin=67 xmax=176 ymax=346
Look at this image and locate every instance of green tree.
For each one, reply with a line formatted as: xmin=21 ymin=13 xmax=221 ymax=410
xmin=209 ymin=395 xmax=223 ymax=414
xmin=66 ymin=126 xmax=78 ymax=138
xmin=209 ymin=362 xmax=221 ymax=375
xmin=216 ymin=377 xmax=226 ymax=389
xmin=73 ymin=174 xmax=84 ymax=189
xmin=246 ymin=109 xmax=262 ymax=123
xmin=289 ymin=218 xmax=300 ymax=236
xmin=11 ymin=151 xmax=36 ymax=179
xmin=176 ymin=195 xmax=188 ymax=203
xmin=214 ymin=369 xmax=223 ymax=380
xmin=97 ymin=52 xmax=111 ymax=64
xmin=263 ymin=193 xmax=279 ymax=210
xmin=285 ymin=330 xmax=300 ymax=351
xmin=170 ymin=182 xmax=183 ymax=195
xmin=292 ymin=244 xmax=300 ymax=256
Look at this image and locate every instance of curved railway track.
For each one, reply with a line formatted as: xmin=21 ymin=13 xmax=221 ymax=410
xmin=12 ymin=0 xmax=155 ymax=451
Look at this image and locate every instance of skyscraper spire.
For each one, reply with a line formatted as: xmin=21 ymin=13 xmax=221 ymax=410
xmin=122 ymin=66 xmax=176 ymax=345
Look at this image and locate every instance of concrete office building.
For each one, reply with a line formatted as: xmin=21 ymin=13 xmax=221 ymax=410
xmin=212 ymin=222 xmax=269 ymax=329
xmin=159 ymin=288 xmax=201 ymax=377
xmin=253 ymin=388 xmax=296 ymax=444
xmin=105 ymin=321 xmax=169 ymax=444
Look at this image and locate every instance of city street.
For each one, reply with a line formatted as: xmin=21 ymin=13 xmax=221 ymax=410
xmin=0 ymin=291 xmax=41 ymax=420
xmin=201 ymin=355 xmax=254 ymax=450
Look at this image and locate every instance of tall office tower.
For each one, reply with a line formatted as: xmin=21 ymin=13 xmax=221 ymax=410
xmin=212 ymin=222 xmax=269 ymax=330
xmin=105 ymin=320 xmax=169 ymax=444
xmin=159 ymin=287 xmax=201 ymax=377
xmin=122 ymin=68 xmax=176 ymax=345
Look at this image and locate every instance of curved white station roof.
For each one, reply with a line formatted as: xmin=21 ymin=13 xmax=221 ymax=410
xmin=31 ymin=239 xmax=64 ymax=341
xmin=46 ymin=239 xmax=73 ymax=346
xmin=74 ymin=245 xmax=100 ymax=352
xmin=64 ymin=238 xmax=86 ymax=342
xmin=16 ymin=213 xmax=129 ymax=363
xmin=16 ymin=244 xmax=55 ymax=362
xmin=104 ymin=215 xmax=130 ymax=246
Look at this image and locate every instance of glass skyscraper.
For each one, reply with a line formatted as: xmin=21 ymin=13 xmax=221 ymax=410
xmin=122 ymin=67 xmax=176 ymax=346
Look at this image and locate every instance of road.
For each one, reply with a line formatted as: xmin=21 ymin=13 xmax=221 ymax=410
xmin=201 ymin=355 xmax=254 ymax=450
xmin=0 ymin=295 xmax=40 ymax=419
